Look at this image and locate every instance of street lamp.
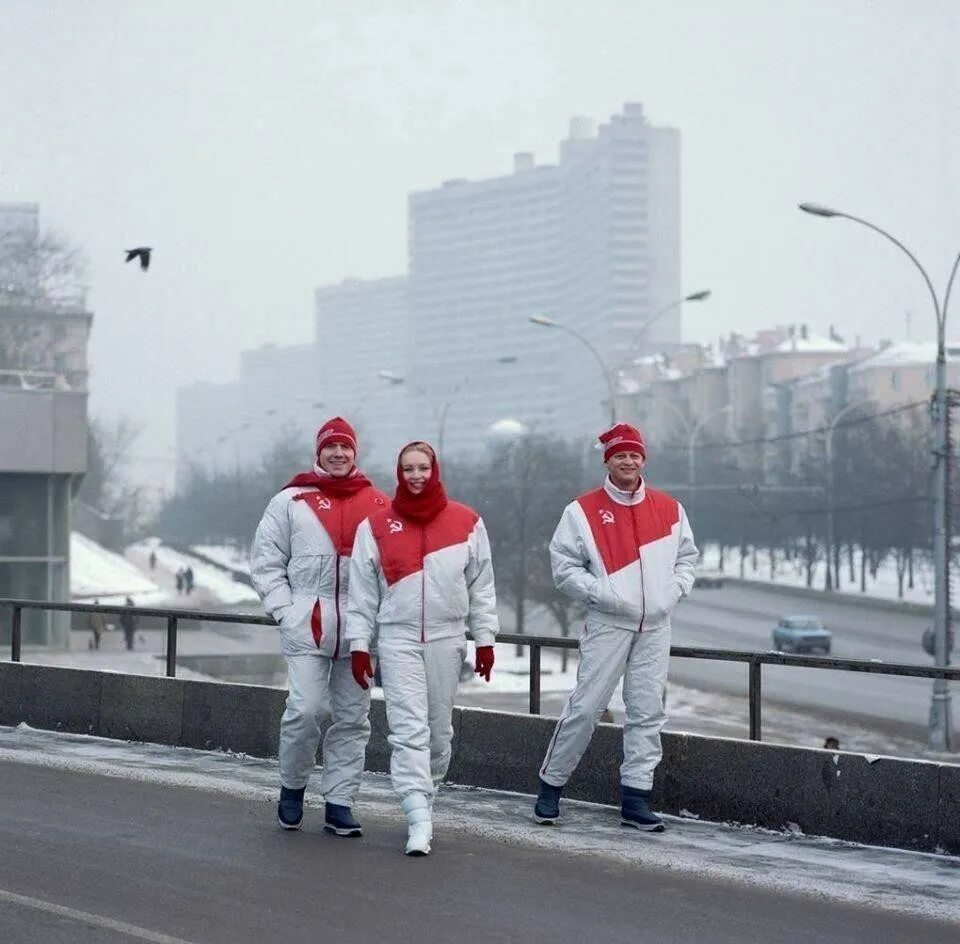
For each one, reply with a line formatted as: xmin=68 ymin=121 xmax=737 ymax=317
xmin=627 ymin=290 xmax=712 ymax=359
xmin=688 ymin=404 xmax=732 ymax=523
xmin=800 ymin=200 xmax=960 ymax=750
xmin=529 ymin=316 xmax=617 ymax=425
xmin=379 ymin=357 xmax=518 ymax=454
xmin=824 ymin=399 xmax=873 ymax=592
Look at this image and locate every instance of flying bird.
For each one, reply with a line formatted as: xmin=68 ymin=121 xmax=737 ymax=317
xmin=124 ymin=247 xmax=153 ymax=271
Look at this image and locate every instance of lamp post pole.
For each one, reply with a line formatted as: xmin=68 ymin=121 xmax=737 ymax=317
xmin=800 ymin=201 xmax=960 ymax=750
xmin=627 ymin=289 xmax=711 ymax=360
xmin=529 ymin=316 xmax=617 ymax=425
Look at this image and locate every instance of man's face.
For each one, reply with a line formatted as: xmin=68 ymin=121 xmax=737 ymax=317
xmin=605 ymin=450 xmax=645 ymax=486
xmin=318 ymin=442 xmax=355 ymax=476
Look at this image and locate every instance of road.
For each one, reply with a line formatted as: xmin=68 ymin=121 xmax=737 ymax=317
xmin=509 ymin=581 xmax=950 ymax=739
xmin=1 ymin=739 xmax=958 ymax=944
xmin=670 ymin=583 xmax=938 ymax=734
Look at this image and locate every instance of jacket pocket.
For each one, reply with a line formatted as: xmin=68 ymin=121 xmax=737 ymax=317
xmin=310 ymin=599 xmax=322 ymax=648
xmin=277 ymin=597 xmax=316 ymax=650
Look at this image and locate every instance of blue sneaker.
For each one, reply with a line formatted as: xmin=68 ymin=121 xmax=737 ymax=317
xmin=533 ymin=779 xmax=562 ymax=825
xmin=324 ymin=802 xmax=362 ymax=837
xmin=620 ymin=785 xmax=664 ymax=832
xmin=277 ymin=786 xmax=305 ymax=830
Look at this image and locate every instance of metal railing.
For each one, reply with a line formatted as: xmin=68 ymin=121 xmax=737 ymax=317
xmin=3 ymin=598 xmax=958 ymax=742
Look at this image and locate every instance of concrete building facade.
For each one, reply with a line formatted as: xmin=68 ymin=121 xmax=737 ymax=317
xmin=407 ymin=103 xmax=681 ymax=454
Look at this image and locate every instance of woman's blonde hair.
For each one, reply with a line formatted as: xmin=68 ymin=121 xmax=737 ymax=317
xmin=399 ymin=441 xmax=436 ymax=464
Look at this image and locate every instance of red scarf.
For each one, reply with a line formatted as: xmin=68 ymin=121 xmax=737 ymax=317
xmin=283 ymin=467 xmax=374 ymax=496
xmin=392 ymin=445 xmax=448 ymax=523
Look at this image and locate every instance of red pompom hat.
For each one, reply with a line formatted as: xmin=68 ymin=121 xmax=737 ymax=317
xmin=315 ymin=416 xmax=358 ymax=456
xmin=598 ymin=423 xmax=646 ymax=463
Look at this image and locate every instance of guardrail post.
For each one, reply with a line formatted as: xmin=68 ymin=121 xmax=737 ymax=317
xmin=166 ymin=615 xmax=178 ymax=678
xmin=748 ymin=657 xmax=762 ymax=741
xmin=11 ymin=606 xmax=21 ymax=662
xmin=529 ymin=643 xmax=541 ymax=715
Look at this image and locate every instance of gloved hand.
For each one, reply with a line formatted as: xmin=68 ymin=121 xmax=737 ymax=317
xmin=351 ymin=651 xmax=374 ymax=690
xmin=474 ymin=645 xmax=494 ymax=682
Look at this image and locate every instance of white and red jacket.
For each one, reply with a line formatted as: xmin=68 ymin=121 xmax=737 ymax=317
xmin=550 ymin=477 xmax=698 ymax=632
xmin=250 ymin=483 xmax=389 ymax=658
xmin=344 ymin=502 xmax=499 ymax=653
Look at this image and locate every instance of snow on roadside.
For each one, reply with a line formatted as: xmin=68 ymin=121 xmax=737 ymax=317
xmin=70 ymin=532 xmax=167 ymax=606
xmin=128 ymin=542 xmax=260 ymax=606
xmin=193 ymin=544 xmax=251 ymax=576
xmin=700 ymin=543 xmax=957 ymax=608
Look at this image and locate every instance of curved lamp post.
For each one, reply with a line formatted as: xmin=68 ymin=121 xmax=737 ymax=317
xmin=627 ymin=290 xmax=712 ymax=360
xmin=379 ymin=357 xmax=518 ymax=454
xmin=529 ymin=315 xmax=617 ymax=425
xmin=800 ymin=200 xmax=960 ymax=750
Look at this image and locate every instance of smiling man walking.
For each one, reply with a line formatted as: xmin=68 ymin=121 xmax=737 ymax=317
xmin=251 ymin=417 xmax=388 ymax=835
xmin=534 ymin=423 xmax=698 ymax=832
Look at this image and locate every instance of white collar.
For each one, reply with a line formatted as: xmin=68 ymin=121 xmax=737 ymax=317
xmin=603 ymin=475 xmax=646 ymax=506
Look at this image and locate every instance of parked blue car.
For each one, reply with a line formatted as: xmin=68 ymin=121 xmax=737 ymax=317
xmin=772 ymin=615 xmax=832 ymax=654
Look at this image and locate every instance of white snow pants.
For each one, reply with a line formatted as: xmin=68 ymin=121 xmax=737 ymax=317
xmin=279 ymin=654 xmax=371 ymax=805
xmin=540 ymin=619 xmax=671 ymax=791
xmin=378 ymin=634 xmax=467 ymax=799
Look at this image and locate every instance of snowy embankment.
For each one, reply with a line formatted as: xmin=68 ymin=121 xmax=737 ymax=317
xmin=700 ymin=543 xmax=957 ymax=608
xmin=130 ymin=539 xmax=261 ymax=606
xmin=192 ymin=544 xmax=251 ymax=577
xmin=69 ymin=532 xmax=167 ymax=606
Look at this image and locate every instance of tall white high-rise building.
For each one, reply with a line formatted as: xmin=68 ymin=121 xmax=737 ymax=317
xmin=407 ymin=103 xmax=680 ymax=454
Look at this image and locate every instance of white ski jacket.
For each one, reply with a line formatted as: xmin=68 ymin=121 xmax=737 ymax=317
xmin=250 ymin=482 xmax=389 ymax=658
xmin=550 ymin=477 xmax=698 ymax=632
xmin=344 ymin=501 xmax=499 ymax=652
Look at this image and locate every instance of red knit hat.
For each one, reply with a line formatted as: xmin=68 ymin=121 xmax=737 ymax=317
xmin=315 ymin=416 xmax=358 ymax=455
xmin=599 ymin=423 xmax=646 ymax=462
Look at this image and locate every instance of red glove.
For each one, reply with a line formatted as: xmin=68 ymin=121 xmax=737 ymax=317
xmin=351 ymin=651 xmax=374 ymax=690
xmin=474 ymin=645 xmax=495 ymax=682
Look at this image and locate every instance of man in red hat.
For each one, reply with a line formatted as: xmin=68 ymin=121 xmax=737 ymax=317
xmin=534 ymin=423 xmax=698 ymax=831
xmin=251 ymin=417 xmax=389 ymax=835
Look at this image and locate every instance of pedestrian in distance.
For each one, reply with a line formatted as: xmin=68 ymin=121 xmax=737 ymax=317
xmin=345 ymin=441 xmax=499 ymax=856
xmin=149 ymin=549 xmax=157 ymax=570
xmin=250 ymin=417 xmax=389 ymax=836
xmin=120 ymin=597 xmax=138 ymax=651
xmin=184 ymin=565 xmax=195 ymax=595
xmin=88 ymin=601 xmax=105 ymax=650
xmin=175 ymin=568 xmax=184 ymax=594
xmin=534 ymin=423 xmax=698 ymax=832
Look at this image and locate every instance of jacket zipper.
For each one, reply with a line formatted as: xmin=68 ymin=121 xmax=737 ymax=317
xmin=419 ymin=523 xmax=426 ymax=643
xmin=632 ymin=505 xmax=645 ymax=633
xmin=334 ymin=499 xmax=344 ymax=659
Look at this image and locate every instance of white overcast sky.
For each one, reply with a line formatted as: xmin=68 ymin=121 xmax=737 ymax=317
xmin=2 ymin=0 xmax=958 ymax=473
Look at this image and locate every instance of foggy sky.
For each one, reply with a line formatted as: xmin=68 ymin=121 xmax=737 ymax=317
xmin=2 ymin=0 xmax=958 ymax=484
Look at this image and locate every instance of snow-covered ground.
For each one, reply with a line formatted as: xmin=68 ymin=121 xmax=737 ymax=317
xmin=128 ymin=539 xmax=260 ymax=606
xmin=700 ymin=543 xmax=952 ymax=607
xmin=193 ymin=544 xmax=251 ymax=576
xmin=69 ymin=532 xmax=167 ymax=606
xmin=2 ymin=724 xmax=957 ymax=923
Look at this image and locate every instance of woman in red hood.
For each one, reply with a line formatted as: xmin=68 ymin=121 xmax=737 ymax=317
xmin=345 ymin=441 xmax=500 ymax=856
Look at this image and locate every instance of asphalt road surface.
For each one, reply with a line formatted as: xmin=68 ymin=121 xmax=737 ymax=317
xmin=669 ymin=582 xmax=940 ymax=733
xmin=1 ymin=759 xmax=957 ymax=944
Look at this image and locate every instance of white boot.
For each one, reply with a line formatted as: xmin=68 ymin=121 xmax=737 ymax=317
xmin=401 ymin=793 xmax=432 ymax=857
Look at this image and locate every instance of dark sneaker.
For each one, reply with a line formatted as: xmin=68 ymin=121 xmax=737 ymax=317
xmin=620 ymin=785 xmax=664 ymax=832
xmin=324 ymin=802 xmax=363 ymax=837
xmin=533 ymin=778 xmax=563 ymax=825
xmin=277 ymin=786 xmax=305 ymax=830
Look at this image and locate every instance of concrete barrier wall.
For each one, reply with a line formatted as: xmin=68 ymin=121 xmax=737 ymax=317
xmin=1 ymin=662 xmax=956 ymax=855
